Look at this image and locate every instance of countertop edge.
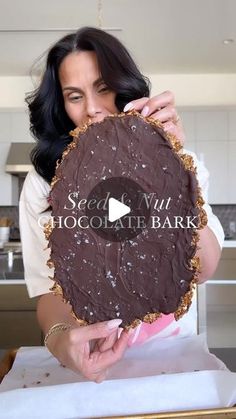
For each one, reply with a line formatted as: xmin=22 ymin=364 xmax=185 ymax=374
xmin=223 ymin=240 xmax=236 ymax=248
xmin=0 ymin=280 xmax=26 ymax=285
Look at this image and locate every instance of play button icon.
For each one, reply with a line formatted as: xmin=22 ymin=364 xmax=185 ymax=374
xmin=108 ymin=198 xmax=131 ymax=222
xmin=85 ymin=177 xmax=151 ymax=242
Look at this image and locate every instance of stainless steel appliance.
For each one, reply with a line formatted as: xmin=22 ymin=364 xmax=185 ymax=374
xmin=5 ymin=143 xmax=34 ymax=175
xmin=0 ymin=249 xmax=24 ymax=280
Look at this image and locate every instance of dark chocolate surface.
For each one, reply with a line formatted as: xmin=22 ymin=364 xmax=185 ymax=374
xmin=48 ymin=114 xmax=201 ymax=327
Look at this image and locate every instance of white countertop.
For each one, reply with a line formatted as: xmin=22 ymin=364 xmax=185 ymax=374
xmin=223 ymin=240 xmax=236 ymax=248
xmin=0 ymin=279 xmax=25 ymax=285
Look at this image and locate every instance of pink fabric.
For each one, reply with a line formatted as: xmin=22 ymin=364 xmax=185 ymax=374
xmin=129 ymin=314 xmax=180 ymax=346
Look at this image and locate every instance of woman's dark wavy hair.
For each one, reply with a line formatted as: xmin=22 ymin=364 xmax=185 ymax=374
xmin=26 ymin=26 xmax=151 ymax=183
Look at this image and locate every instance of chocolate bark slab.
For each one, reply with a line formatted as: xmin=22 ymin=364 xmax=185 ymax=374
xmin=46 ymin=112 xmax=207 ymax=328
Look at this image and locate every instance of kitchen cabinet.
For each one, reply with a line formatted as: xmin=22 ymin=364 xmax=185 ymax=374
xmin=0 ymin=284 xmax=43 ymax=348
xmin=229 ymin=111 xmax=236 ymax=142
xmin=229 ymin=142 xmax=236 ymax=204
xmin=195 ymin=110 xmax=228 ymax=204
xmin=0 ymin=109 xmax=32 ymax=206
xmin=198 ymin=246 xmax=236 ymax=349
xmin=0 ymin=141 xmax=18 ymax=206
xmin=195 ymin=111 xmax=228 ymax=142
xmin=179 ymin=107 xmax=236 ymax=204
xmin=196 ymin=141 xmax=228 ymax=203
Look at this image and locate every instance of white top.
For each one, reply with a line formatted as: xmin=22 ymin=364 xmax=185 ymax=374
xmin=19 ymin=150 xmax=225 ymax=299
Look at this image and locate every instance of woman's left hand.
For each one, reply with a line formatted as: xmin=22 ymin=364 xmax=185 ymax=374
xmin=123 ymin=91 xmax=185 ymax=145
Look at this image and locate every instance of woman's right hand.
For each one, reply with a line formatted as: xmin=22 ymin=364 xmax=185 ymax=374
xmin=46 ymin=319 xmax=130 ymax=383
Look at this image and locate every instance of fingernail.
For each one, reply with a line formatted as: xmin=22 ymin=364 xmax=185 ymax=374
xmin=141 ymin=106 xmax=149 ymax=117
xmin=123 ymin=103 xmax=134 ymax=112
xmin=107 ymin=319 xmax=123 ymax=329
xmin=130 ymin=323 xmax=142 ymax=343
xmin=163 ymin=122 xmax=171 ymax=131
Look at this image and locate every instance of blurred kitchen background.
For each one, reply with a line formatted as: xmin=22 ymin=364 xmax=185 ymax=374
xmin=0 ymin=0 xmax=236 ymax=370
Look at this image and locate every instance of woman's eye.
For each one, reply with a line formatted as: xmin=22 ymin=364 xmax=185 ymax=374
xmin=68 ymin=95 xmax=82 ymax=102
xmin=98 ymin=85 xmax=109 ymax=93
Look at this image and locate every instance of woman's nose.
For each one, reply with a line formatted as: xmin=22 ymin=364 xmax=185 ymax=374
xmin=86 ymin=95 xmax=101 ymax=119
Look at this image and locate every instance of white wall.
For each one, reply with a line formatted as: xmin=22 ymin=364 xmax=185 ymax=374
xmin=0 ymin=77 xmax=35 ymax=109
xmin=1 ymin=74 xmax=236 ymax=108
xmin=149 ymin=74 xmax=236 ymax=107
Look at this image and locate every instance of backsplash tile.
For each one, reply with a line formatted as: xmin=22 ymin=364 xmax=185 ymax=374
xmin=0 ymin=206 xmax=20 ymax=240
xmin=212 ymin=205 xmax=236 ymax=240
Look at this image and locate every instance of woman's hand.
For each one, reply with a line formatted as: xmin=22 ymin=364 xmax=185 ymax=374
xmin=124 ymin=91 xmax=185 ymax=145
xmin=46 ymin=319 xmax=130 ymax=383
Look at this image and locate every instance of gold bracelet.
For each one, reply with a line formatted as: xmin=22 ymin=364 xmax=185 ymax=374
xmin=44 ymin=323 xmax=72 ymax=348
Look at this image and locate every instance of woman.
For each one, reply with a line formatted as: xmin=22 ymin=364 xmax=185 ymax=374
xmin=20 ymin=27 xmax=223 ymax=383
